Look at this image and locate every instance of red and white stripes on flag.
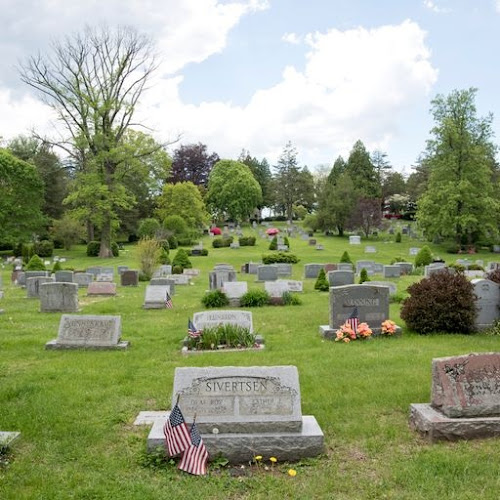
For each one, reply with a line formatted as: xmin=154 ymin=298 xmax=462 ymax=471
xmin=178 ymin=421 xmax=209 ymax=476
xmin=346 ymin=306 xmax=359 ymax=332
xmin=163 ymin=404 xmax=191 ymax=457
xmin=164 ymin=291 xmax=173 ymax=309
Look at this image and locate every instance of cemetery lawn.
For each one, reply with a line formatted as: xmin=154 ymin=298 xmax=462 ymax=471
xmin=2 ymin=229 xmax=500 ymax=499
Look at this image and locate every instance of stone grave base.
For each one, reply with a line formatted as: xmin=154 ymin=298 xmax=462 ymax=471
xmin=409 ymin=403 xmax=500 ymax=442
xmin=143 ymin=303 xmax=168 ymax=309
xmin=228 ymin=298 xmax=241 ymax=307
xmin=0 ymin=431 xmax=20 ymax=447
xmin=45 ymin=340 xmax=130 ymax=350
xmin=319 ymin=325 xmax=402 ymax=339
xmin=144 ymin=412 xmax=324 ymax=463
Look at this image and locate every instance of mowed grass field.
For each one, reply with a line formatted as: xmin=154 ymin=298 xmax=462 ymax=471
xmin=1 ymin=227 xmax=500 ymax=499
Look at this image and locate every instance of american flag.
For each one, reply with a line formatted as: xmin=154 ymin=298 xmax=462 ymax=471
xmin=346 ymin=306 xmax=359 ymax=332
xmin=164 ymin=291 xmax=173 ymax=309
xmin=178 ymin=421 xmax=209 ymax=476
xmin=188 ymin=319 xmax=202 ymax=339
xmin=163 ymin=403 xmax=191 ymax=457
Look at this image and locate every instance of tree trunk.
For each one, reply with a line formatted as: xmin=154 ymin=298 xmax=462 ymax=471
xmin=337 ymin=225 xmax=344 ymax=237
xmin=99 ymin=218 xmax=114 ymax=258
xmin=86 ymin=220 xmax=95 ymax=242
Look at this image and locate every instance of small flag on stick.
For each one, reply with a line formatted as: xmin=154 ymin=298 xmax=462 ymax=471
xmin=178 ymin=420 xmax=209 ymax=476
xmin=346 ymin=306 xmax=359 ymax=332
xmin=188 ymin=319 xmax=202 ymax=339
xmin=163 ymin=402 xmax=191 ymax=457
xmin=164 ymin=291 xmax=173 ymax=309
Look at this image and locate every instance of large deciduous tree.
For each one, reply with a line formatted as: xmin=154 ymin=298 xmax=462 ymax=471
xmin=20 ymin=26 xmax=158 ymax=257
xmin=206 ymin=160 xmax=262 ymax=223
xmin=417 ymin=88 xmax=499 ymax=244
xmin=238 ymin=150 xmax=272 ymax=210
xmin=156 ymin=181 xmax=209 ymax=229
xmin=0 ymin=149 xmax=45 ymax=243
xmin=169 ymin=143 xmax=219 ymax=187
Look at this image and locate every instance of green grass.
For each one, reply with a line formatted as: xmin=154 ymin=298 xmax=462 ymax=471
xmin=1 ymin=227 xmax=500 ymax=499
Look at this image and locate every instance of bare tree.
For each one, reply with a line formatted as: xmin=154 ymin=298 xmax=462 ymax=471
xmin=20 ymin=25 xmax=158 ymax=257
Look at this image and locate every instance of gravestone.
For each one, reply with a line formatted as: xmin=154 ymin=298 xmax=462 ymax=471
xmin=383 ymin=265 xmax=401 ymax=278
xmin=87 ymin=282 xmax=117 ymax=296
xmin=304 ymin=263 xmax=323 ymax=279
xmin=144 ymin=365 xmax=324 ymax=463
xmin=308 ymin=239 xmax=316 ymax=246
xmin=409 ymin=247 xmax=420 ymax=256
xmin=16 ymin=271 xmax=26 ymax=286
xmin=209 ymin=268 xmax=237 ymax=290
xmin=222 ymin=282 xmax=248 ymax=306
xmin=471 ymin=279 xmax=500 ymax=330
xmin=193 ymin=310 xmax=254 ymax=333
xmin=183 ymin=268 xmax=200 ymax=276
xmin=46 ymin=314 xmax=128 ymax=350
xmin=424 ymin=263 xmax=448 ymax=277
xmin=373 ymin=263 xmax=384 ymax=274
xmin=40 ymin=282 xmax=79 ymax=313
xmin=246 ymin=262 xmax=260 ymax=275
xmin=327 ymin=270 xmax=354 ymax=287
xmin=86 ymin=267 xmax=102 ymax=278
xmin=74 ymin=273 xmax=93 ymax=288
xmin=337 ymin=263 xmax=353 ymax=271
xmin=319 ymin=284 xmax=399 ymax=338
xmin=96 ymin=273 xmax=114 ymax=282
xmin=355 ymin=261 xmax=375 ymax=275
xmin=166 ymin=274 xmax=190 ymax=285
xmin=363 ymin=281 xmax=397 ymax=295
xmin=365 ymin=246 xmax=377 ymax=253
xmin=54 ymin=270 xmax=74 ymax=283
xmin=117 ymin=266 xmax=129 ymax=275
xmin=257 ymin=265 xmax=278 ymax=282
xmin=349 ymin=235 xmax=361 ymax=245
xmin=265 ymin=281 xmax=290 ymax=303
xmin=143 ymin=285 xmax=172 ymax=309
xmin=157 ymin=265 xmax=173 ymax=277
xmin=316 ymin=245 xmax=324 ymax=251
xmin=395 ymin=262 xmax=413 ymax=275
xmin=277 ymin=279 xmax=303 ymax=292
xmin=150 ymin=278 xmax=176 ymax=295
xmin=486 ymin=262 xmax=500 ymax=272
xmin=277 ymin=244 xmax=289 ymax=251
xmin=26 ymin=276 xmax=54 ymax=298
xmin=0 ymin=432 xmax=20 ymax=448
xmin=120 ymin=270 xmax=139 ymax=287
xmin=323 ymin=263 xmax=337 ymax=273
xmin=410 ymin=353 xmax=500 ymax=441
xmin=272 ymin=263 xmax=293 ymax=277
xmin=230 ymin=242 xmax=240 ymax=249
xmin=493 ymin=245 xmax=500 ymax=253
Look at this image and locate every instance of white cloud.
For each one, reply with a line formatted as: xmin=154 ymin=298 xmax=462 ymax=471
xmin=282 ymin=32 xmax=302 ymax=45
xmin=142 ymin=20 xmax=438 ymax=166
xmin=423 ymin=1 xmax=450 ymax=14
xmin=496 ymin=0 xmax=500 ymax=13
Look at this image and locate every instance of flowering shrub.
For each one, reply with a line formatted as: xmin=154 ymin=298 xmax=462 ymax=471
xmin=381 ymin=319 xmax=397 ymax=335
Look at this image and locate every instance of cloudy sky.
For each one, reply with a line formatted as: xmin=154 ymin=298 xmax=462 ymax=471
xmin=0 ymin=0 xmax=498 ymax=173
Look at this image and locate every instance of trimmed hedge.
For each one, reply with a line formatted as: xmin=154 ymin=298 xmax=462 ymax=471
xmin=262 ymin=252 xmax=299 ymax=264
xmin=239 ymin=236 xmax=256 ymax=247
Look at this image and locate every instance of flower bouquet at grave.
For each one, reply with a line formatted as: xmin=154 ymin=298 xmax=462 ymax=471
xmin=335 ymin=321 xmax=372 ymax=342
xmin=380 ymin=319 xmax=397 ymax=335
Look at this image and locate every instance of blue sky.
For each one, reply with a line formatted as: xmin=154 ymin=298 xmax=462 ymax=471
xmin=0 ymin=0 xmax=499 ymax=174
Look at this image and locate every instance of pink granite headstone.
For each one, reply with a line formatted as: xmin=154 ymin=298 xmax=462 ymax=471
xmin=87 ymin=282 xmax=117 ymax=296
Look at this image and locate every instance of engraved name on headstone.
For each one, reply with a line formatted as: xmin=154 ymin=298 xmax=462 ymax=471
xmin=193 ymin=310 xmax=253 ymax=333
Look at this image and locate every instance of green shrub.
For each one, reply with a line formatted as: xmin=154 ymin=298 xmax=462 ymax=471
xmin=314 ymin=269 xmax=329 ymax=291
xmin=177 ymin=238 xmax=195 ymax=247
xmin=185 ymin=324 xmax=256 ymax=350
xmin=25 ymin=254 xmax=45 ymax=271
xmin=262 ymin=252 xmax=299 ymax=264
xmin=172 ymin=265 xmax=183 ymax=274
xmin=138 ymin=218 xmax=161 ymax=239
xmin=268 ymin=236 xmax=277 ymax=250
xmin=449 ymin=263 xmax=465 ymax=272
xmin=340 ymin=251 xmax=353 ymax=265
xmin=22 ymin=243 xmax=35 ymax=263
xmin=136 ymin=238 xmax=161 ymax=280
xmin=86 ymin=241 xmax=100 ymax=257
xmin=172 ymin=248 xmax=192 ymax=270
xmin=239 ymin=236 xmax=256 ymax=246
xmin=415 ymin=245 xmax=433 ymax=267
xmin=190 ymin=248 xmax=209 ymax=256
xmin=282 ymin=291 xmax=302 ymax=305
xmin=390 ymin=256 xmax=406 ymax=264
xmin=390 ymin=291 xmax=407 ymax=304
xmin=401 ymin=271 xmax=476 ymax=334
xmin=284 ymin=236 xmax=290 ymax=248
xmin=446 ymin=243 xmax=461 ymax=254
xmin=157 ymin=239 xmax=170 ymax=252
xmin=240 ymin=289 xmax=270 ymax=307
xmin=167 ymin=235 xmax=178 ymax=249
xmin=359 ymin=268 xmax=370 ymax=284
xmin=395 ymin=232 xmax=402 ymax=243
xmin=212 ymin=237 xmax=233 ymax=248
xmin=52 ymin=261 xmax=62 ymax=272
xmin=34 ymin=240 xmax=54 ymax=257
xmin=138 ymin=272 xmax=150 ymax=282
xmin=159 ymin=248 xmax=171 ymax=265
xmin=201 ymin=290 xmax=230 ymax=308
xmin=111 ymin=242 xmax=119 ymax=257
xmin=163 ymin=215 xmax=188 ymax=236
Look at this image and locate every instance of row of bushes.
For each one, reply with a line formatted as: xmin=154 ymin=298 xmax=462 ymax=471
xmin=201 ymin=289 xmax=301 ymax=308
xmin=212 ymin=236 xmax=256 ymax=248
xmin=262 ymin=252 xmax=299 ymax=264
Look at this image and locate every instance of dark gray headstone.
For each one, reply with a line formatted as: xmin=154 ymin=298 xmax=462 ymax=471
xmin=472 ymin=279 xmax=500 ymax=330
xmin=74 ymin=273 xmax=93 ymax=288
xmin=304 ymin=263 xmax=323 ymax=279
xmin=257 ymin=265 xmax=278 ymax=281
xmin=26 ymin=276 xmax=54 ymax=298
xmin=120 ymin=270 xmax=139 ymax=287
xmin=383 ymin=265 xmax=401 ymax=278
xmin=55 ymin=270 xmax=74 ymax=283
xmin=327 ymin=270 xmax=354 ymax=287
